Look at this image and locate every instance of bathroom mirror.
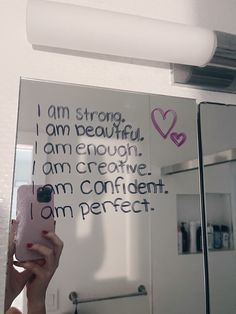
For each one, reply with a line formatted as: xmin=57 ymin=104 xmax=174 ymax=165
xmin=9 ymin=78 xmax=204 ymax=314
xmin=199 ymin=102 xmax=236 ymax=314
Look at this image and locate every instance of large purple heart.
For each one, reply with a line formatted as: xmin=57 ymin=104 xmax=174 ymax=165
xmin=151 ymin=108 xmax=177 ymax=139
xmin=170 ymin=132 xmax=187 ymax=147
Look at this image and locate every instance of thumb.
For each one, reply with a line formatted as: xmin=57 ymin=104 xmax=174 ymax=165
xmin=20 ymin=269 xmax=33 ymax=283
xmin=13 ymin=263 xmax=33 ymax=287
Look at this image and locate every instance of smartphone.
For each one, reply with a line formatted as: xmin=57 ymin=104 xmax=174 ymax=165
xmin=15 ymin=185 xmax=55 ymax=262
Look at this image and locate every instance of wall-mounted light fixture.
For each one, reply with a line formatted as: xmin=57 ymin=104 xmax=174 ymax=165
xmin=27 ymin=0 xmax=236 ymax=92
xmin=173 ymin=31 xmax=236 ymax=93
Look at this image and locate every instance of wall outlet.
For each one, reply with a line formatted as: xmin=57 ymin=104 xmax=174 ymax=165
xmin=46 ymin=289 xmax=59 ymax=312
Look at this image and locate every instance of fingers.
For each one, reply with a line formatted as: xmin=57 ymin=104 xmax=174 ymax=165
xmin=43 ymin=231 xmax=63 ymax=250
xmin=42 ymin=231 xmax=64 ymax=260
xmin=28 ymin=243 xmax=53 ymax=263
xmin=26 ymin=232 xmax=63 ymax=271
xmin=11 ymin=262 xmax=34 ymax=284
xmin=16 ymin=266 xmax=33 ymax=282
xmin=14 ymin=261 xmax=43 ymax=278
xmin=14 ymin=232 xmax=63 ymax=281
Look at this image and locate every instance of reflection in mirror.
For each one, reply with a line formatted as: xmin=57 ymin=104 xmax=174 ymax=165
xmin=8 ymin=78 xmax=203 ymax=314
xmin=200 ymin=103 xmax=236 ymax=314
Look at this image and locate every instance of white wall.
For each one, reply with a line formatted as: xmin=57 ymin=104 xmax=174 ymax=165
xmin=1 ymin=0 xmax=236 ymax=313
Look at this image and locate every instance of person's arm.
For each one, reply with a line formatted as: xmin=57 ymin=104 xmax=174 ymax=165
xmin=14 ymin=231 xmax=63 ymax=314
xmin=5 ymin=221 xmax=32 ymax=313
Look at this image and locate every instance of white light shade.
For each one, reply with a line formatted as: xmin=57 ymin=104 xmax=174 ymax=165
xmin=26 ymin=0 xmax=217 ymax=67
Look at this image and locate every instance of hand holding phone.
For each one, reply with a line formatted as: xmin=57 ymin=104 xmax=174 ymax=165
xmin=15 ymin=185 xmax=55 ymax=262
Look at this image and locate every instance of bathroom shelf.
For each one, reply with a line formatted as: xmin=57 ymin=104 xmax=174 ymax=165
xmin=177 ymin=193 xmax=234 ymax=255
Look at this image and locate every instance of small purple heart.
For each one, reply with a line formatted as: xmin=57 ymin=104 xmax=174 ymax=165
xmin=170 ymin=132 xmax=187 ymax=147
xmin=151 ymin=108 xmax=177 ymax=139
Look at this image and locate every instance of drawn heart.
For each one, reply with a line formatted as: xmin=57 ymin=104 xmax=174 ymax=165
xmin=170 ymin=132 xmax=187 ymax=147
xmin=151 ymin=108 xmax=177 ymax=139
